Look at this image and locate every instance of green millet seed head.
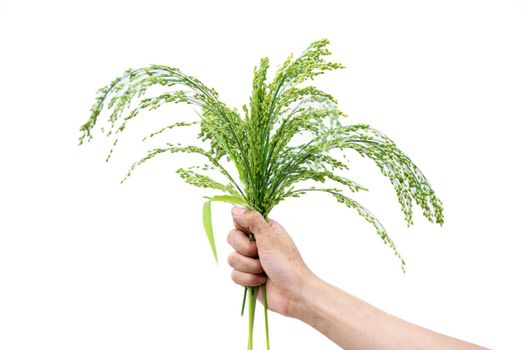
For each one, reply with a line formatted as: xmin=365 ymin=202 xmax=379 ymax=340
xmin=80 ymin=38 xmax=444 ymax=271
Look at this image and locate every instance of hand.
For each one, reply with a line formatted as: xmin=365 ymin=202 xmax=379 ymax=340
xmin=226 ymin=208 xmax=487 ymax=350
xmin=227 ymin=207 xmax=315 ymax=317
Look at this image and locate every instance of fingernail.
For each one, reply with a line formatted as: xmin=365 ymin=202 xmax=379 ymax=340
xmin=232 ymin=207 xmax=246 ymax=216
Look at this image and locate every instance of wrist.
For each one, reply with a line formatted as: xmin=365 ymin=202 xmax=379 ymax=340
xmin=288 ymin=269 xmax=325 ymax=320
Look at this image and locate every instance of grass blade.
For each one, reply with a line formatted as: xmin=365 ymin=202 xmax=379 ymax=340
xmin=241 ymin=286 xmax=248 ymax=316
xmin=209 ymin=195 xmax=247 ymax=206
xmin=202 ymin=200 xmax=218 ymax=262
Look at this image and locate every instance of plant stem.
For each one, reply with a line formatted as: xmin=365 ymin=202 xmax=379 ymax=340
xmin=241 ymin=286 xmax=248 ymax=316
xmin=247 ymin=232 xmax=256 ymax=350
xmin=263 ymin=283 xmax=270 ymax=350
xmin=245 ymin=226 xmax=270 ymax=349
xmin=247 ymin=286 xmax=258 ymax=350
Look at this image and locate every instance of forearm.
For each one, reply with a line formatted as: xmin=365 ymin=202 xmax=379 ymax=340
xmin=289 ymin=276 xmax=486 ymax=350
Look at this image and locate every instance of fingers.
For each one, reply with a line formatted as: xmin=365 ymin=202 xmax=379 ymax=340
xmin=227 ymin=229 xmax=258 ymax=257
xmin=227 ymin=251 xmax=264 ymax=274
xmin=231 ymin=207 xmax=268 ymax=238
xmin=228 ymin=209 xmax=268 ymax=288
xmin=231 ymin=270 xmax=267 ymax=287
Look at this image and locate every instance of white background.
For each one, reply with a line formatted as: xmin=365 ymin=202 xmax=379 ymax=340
xmin=1 ymin=0 xmax=524 ymax=349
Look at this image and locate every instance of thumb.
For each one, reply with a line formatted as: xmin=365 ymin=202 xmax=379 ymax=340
xmin=231 ymin=207 xmax=270 ymax=241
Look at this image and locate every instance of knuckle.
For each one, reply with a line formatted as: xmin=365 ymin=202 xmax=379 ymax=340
xmin=246 ymin=211 xmax=257 ymax=220
xmin=253 ymin=259 xmax=262 ymax=272
xmin=231 ymin=270 xmax=241 ymax=285
xmin=227 ymin=252 xmax=237 ymax=267
xmin=250 ymin=214 xmax=266 ymax=233
xmin=247 ymin=274 xmax=259 ymax=285
xmin=244 ymin=241 xmax=257 ymax=256
xmin=246 ymin=259 xmax=257 ymax=272
xmin=226 ymin=229 xmax=236 ymax=245
xmin=251 ymin=242 xmax=259 ymax=254
xmin=246 ymin=211 xmax=260 ymax=225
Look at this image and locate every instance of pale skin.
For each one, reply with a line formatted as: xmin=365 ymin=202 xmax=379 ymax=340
xmin=227 ymin=207 xmax=487 ymax=350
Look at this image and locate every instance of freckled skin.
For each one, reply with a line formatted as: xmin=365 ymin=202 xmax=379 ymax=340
xmin=228 ymin=207 xmax=487 ymax=350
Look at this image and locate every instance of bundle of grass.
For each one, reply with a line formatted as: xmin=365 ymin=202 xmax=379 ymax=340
xmin=79 ymin=39 xmax=444 ymax=349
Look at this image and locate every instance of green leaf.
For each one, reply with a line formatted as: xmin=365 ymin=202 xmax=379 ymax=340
xmin=202 ymin=200 xmax=218 ymax=262
xmin=201 ymin=195 xmax=246 ymax=263
xmin=208 ymin=195 xmax=247 ymax=206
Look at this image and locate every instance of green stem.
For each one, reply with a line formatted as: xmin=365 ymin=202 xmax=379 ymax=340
xmin=244 ymin=230 xmax=271 ymax=349
xmin=247 ymin=286 xmax=258 ymax=350
xmin=263 ymin=283 xmax=270 ymax=350
xmin=241 ymin=286 xmax=248 ymax=316
xmin=246 ymin=231 xmax=257 ymax=350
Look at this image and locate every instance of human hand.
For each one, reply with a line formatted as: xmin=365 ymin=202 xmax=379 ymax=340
xmin=227 ymin=207 xmax=316 ymax=317
xmin=227 ymin=208 xmax=488 ymax=350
